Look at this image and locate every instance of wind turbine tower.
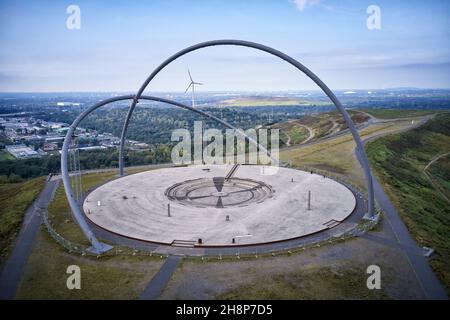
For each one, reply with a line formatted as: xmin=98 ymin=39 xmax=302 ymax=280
xmin=184 ymin=70 xmax=203 ymax=108
xmin=185 ymin=70 xmax=204 ymax=163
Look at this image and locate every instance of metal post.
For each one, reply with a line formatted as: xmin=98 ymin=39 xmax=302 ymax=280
xmin=77 ymin=149 xmax=83 ymax=204
xmin=167 ymin=203 xmax=171 ymax=217
xmin=308 ymin=190 xmax=311 ymax=210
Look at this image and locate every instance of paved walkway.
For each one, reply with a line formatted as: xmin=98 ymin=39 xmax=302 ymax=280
xmin=0 ymin=178 xmax=60 ymax=300
xmin=370 ymin=176 xmax=447 ymax=299
xmin=140 ymin=255 xmax=182 ymax=300
xmin=357 ymin=116 xmax=447 ymax=299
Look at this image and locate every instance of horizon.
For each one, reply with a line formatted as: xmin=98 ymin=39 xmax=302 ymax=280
xmin=1 ymin=0 xmax=449 ymax=91
xmin=1 ymin=87 xmax=450 ymax=95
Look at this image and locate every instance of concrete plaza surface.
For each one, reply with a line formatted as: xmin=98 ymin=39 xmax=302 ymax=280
xmin=83 ymin=165 xmax=356 ymax=246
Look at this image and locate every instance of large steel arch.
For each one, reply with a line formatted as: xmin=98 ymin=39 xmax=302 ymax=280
xmin=119 ymin=39 xmax=374 ymax=218
xmin=61 ymin=95 xmax=276 ymax=253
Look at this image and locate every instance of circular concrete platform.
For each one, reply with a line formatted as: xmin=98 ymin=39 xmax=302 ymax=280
xmin=83 ymin=165 xmax=356 ymax=246
xmin=165 ymin=177 xmax=274 ymax=208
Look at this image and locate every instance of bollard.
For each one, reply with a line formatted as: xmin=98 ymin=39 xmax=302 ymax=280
xmin=308 ymin=190 xmax=311 ymax=210
xmin=167 ymin=203 xmax=171 ymax=217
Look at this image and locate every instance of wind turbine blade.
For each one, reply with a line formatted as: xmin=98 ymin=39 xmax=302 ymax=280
xmin=194 ymin=82 xmax=203 ymax=85
xmin=184 ymin=83 xmax=192 ymax=94
xmin=188 ymin=70 xmax=193 ymax=82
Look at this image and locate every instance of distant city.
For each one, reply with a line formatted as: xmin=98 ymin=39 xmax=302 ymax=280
xmin=0 ymin=114 xmax=148 ymax=160
xmin=1 ymin=88 xmax=449 ymax=162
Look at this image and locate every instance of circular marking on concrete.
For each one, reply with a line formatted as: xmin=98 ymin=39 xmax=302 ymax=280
xmin=165 ymin=177 xmax=274 ymax=208
xmin=83 ymin=165 xmax=356 ymax=246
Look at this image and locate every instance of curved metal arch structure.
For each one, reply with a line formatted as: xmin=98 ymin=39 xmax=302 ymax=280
xmin=61 ymin=95 xmax=276 ymax=253
xmin=118 ymin=39 xmax=374 ymax=219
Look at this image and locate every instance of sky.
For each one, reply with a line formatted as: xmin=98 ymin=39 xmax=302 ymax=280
xmin=0 ymin=0 xmax=449 ymax=92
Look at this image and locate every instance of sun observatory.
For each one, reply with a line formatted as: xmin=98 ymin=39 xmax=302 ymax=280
xmin=83 ymin=164 xmax=356 ymax=247
xmin=61 ymin=39 xmax=375 ymax=253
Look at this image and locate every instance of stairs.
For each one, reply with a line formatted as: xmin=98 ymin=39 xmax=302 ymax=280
xmin=323 ymin=219 xmax=340 ymax=228
xmin=225 ymin=164 xmax=240 ymax=180
xmin=171 ymin=239 xmax=196 ymax=247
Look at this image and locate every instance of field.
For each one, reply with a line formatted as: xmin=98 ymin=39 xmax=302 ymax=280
xmin=16 ymin=228 xmax=164 ymax=299
xmin=216 ymin=264 xmax=388 ymax=300
xmin=160 ymin=234 xmax=423 ymax=299
xmin=16 ymin=167 xmax=166 ymax=299
xmin=366 ymin=113 xmax=450 ymax=291
xmin=0 ymin=177 xmax=45 ymax=265
xmin=362 ymin=109 xmax=444 ymax=119
xmin=220 ymin=96 xmax=330 ymax=107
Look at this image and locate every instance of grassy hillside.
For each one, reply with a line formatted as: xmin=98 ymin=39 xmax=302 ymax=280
xmin=362 ymin=109 xmax=442 ymax=119
xmin=366 ymin=113 xmax=450 ymax=292
xmin=0 ymin=177 xmax=45 ymax=265
xmin=275 ymin=110 xmax=370 ymax=147
xmin=426 ymin=154 xmax=450 ymax=201
xmin=280 ymin=119 xmax=415 ymax=187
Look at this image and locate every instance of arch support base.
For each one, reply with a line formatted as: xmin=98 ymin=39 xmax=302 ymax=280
xmin=87 ymin=242 xmax=114 ymax=255
xmin=363 ymin=212 xmax=378 ymax=221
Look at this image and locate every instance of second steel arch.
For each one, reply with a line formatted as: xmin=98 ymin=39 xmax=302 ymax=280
xmin=119 ymin=39 xmax=375 ymax=217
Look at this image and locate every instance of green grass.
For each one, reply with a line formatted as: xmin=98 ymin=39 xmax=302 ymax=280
xmin=216 ymin=263 xmax=389 ymax=300
xmin=0 ymin=150 xmax=15 ymax=161
xmin=275 ymin=122 xmax=310 ymax=146
xmin=427 ymin=154 xmax=450 ymax=199
xmin=48 ymin=167 xmax=160 ymax=245
xmin=48 ymin=171 xmax=120 ymax=245
xmin=366 ymin=113 xmax=450 ymax=292
xmin=281 ymin=119 xmax=415 ymax=188
xmin=16 ymin=227 xmax=164 ymax=299
xmin=0 ymin=176 xmax=45 ymax=265
xmin=362 ymin=109 xmax=442 ymax=119
xmin=17 ymin=167 xmax=167 ymax=299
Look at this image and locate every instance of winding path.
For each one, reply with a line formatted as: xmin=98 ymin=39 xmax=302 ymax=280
xmin=423 ymin=152 xmax=450 ymax=203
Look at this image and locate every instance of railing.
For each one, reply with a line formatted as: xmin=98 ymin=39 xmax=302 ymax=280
xmin=41 ymin=163 xmax=381 ymax=258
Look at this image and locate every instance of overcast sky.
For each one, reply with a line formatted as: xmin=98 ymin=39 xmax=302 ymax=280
xmin=0 ymin=0 xmax=449 ymax=92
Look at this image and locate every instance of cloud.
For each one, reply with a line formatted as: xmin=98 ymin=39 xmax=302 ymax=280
xmin=290 ymin=0 xmax=321 ymax=11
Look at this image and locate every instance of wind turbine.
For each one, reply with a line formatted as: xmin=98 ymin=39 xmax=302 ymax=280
xmin=184 ymin=70 xmax=203 ymax=108
xmin=185 ymin=70 xmax=205 ymax=163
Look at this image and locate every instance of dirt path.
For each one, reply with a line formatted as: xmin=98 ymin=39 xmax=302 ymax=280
xmin=423 ymin=152 xmax=450 ymax=203
xmin=300 ymin=124 xmax=315 ymax=143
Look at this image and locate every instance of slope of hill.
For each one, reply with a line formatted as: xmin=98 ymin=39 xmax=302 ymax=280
xmin=366 ymin=113 xmax=450 ymax=292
